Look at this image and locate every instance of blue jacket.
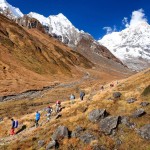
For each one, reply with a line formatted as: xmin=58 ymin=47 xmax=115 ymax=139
xmin=35 ymin=112 xmax=40 ymax=121
xmin=12 ymin=120 xmax=15 ymax=128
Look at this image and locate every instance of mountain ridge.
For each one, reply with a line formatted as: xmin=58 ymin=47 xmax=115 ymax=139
xmin=99 ymin=22 xmax=150 ymax=71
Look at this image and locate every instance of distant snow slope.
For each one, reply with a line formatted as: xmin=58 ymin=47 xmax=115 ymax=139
xmin=99 ymin=22 xmax=150 ymax=70
xmin=0 ymin=0 xmax=23 ymax=18
xmin=0 ymin=0 xmax=128 ymax=68
xmin=28 ymin=12 xmax=81 ymax=47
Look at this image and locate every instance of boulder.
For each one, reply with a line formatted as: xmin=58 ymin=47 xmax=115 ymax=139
xmin=71 ymin=126 xmax=84 ymax=138
xmin=52 ymin=126 xmax=69 ymax=140
xmin=120 ymin=116 xmax=136 ymax=128
xmin=88 ymin=109 xmax=107 ymax=123
xmin=99 ymin=116 xmax=119 ymax=135
xmin=113 ymin=92 xmax=122 ymax=99
xmin=38 ymin=140 xmax=45 ymax=147
xmin=137 ymin=124 xmax=150 ymax=140
xmin=79 ymin=132 xmax=97 ymax=144
xmin=142 ymin=85 xmax=150 ymax=96
xmin=46 ymin=140 xmax=56 ymax=150
xmin=132 ymin=109 xmax=146 ymax=118
xmin=126 ymin=98 xmax=137 ymax=104
xmin=92 ymin=145 xmax=107 ymax=150
xmin=140 ymin=102 xmax=149 ymax=107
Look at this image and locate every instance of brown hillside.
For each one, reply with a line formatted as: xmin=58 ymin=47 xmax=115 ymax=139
xmin=0 ymin=14 xmax=93 ymax=96
xmin=0 ymin=68 xmax=149 ymax=150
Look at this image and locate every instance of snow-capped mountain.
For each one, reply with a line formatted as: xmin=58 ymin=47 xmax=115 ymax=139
xmin=28 ymin=12 xmax=81 ymax=47
xmin=0 ymin=0 xmax=23 ymax=19
xmin=0 ymin=0 xmax=124 ymax=67
xmin=99 ymin=22 xmax=150 ymax=71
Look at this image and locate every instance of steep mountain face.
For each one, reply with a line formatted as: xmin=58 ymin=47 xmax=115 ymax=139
xmin=0 ymin=14 xmax=93 ymax=95
xmin=28 ymin=12 xmax=123 ymax=66
xmin=99 ymin=22 xmax=150 ymax=71
xmin=0 ymin=0 xmax=124 ymax=67
xmin=0 ymin=0 xmax=23 ymax=19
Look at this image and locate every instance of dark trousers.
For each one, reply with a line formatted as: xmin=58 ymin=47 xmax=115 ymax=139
xmin=35 ymin=119 xmax=39 ymax=127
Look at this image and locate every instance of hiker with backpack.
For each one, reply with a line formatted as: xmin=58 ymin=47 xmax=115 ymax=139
xmin=55 ymin=100 xmax=61 ymax=114
xmin=46 ymin=106 xmax=53 ymax=121
xmin=35 ymin=111 xmax=40 ymax=127
xmin=80 ymin=91 xmax=85 ymax=101
xmin=10 ymin=118 xmax=18 ymax=135
xmin=70 ymin=94 xmax=75 ymax=104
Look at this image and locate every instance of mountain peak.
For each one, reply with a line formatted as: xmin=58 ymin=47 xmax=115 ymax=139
xmin=0 ymin=0 xmax=7 ymax=4
xmin=0 ymin=0 xmax=23 ymax=18
xmin=99 ymin=21 xmax=150 ymax=71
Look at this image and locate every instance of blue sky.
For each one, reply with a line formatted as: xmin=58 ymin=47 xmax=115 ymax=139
xmin=7 ymin=0 xmax=150 ymax=39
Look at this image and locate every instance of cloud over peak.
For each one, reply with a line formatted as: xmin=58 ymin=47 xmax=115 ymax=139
xmin=123 ymin=9 xmax=148 ymax=28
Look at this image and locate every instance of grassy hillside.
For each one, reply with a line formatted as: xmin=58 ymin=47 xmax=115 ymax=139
xmin=0 ymin=68 xmax=149 ymax=150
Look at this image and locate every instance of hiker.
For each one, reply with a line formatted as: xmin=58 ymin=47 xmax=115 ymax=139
xmin=110 ymin=83 xmax=114 ymax=87
xmin=70 ymin=94 xmax=75 ymax=104
xmin=80 ymin=91 xmax=85 ymax=101
xmin=35 ymin=111 xmax=40 ymax=127
xmin=100 ymin=85 xmax=104 ymax=91
xmin=46 ymin=106 xmax=53 ymax=121
xmin=55 ymin=100 xmax=61 ymax=114
xmin=10 ymin=118 xmax=15 ymax=135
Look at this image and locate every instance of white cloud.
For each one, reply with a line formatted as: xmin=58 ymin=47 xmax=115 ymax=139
xmin=122 ymin=17 xmax=129 ymax=28
xmin=129 ymin=9 xmax=147 ymax=26
xmin=122 ymin=9 xmax=148 ymax=28
xmin=103 ymin=25 xmax=117 ymax=34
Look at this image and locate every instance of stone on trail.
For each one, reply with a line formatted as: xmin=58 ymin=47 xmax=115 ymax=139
xmin=126 ymin=98 xmax=137 ymax=104
xmin=46 ymin=140 xmax=56 ymax=150
xmin=140 ymin=102 xmax=149 ymax=107
xmin=38 ymin=140 xmax=45 ymax=147
xmin=52 ymin=126 xmax=69 ymax=140
xmin=113 ymin=92 xmax=122 ymax=99
xmin=88 ymin=109 xmax=107 ymax=123
xmin=132 ymin=109 xmax=146 ymax=118
xmin=99 ymin=116 xmax=119 ymax=135
xmin=137 ymin=124 xmax=150 ymax=140
xmin=79 ymin=132 xmax=97 ymax=144
xmin=71 ymin=126 xmax=84 ymax=138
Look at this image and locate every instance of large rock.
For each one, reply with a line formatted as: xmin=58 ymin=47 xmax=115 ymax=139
xmin=88 ymin=109 xmax=107 ymax=123
xmin=140 ymin=102 xmax=149 ymax=107
xmin=79 ymin=132 xmax=97 ymax=144
xmin=126 ymin=98 xmax=137 ymax=104
xmin=71 ymin=126 xmax=84 ymax=138
xmin=46 ymin=140 xmax=56 ymax=150
xmin=113 ymin=92 xmax=122 ymax=99
xmin=52 ymin=126 xmax=69 ymax=140
xmin=120 ymin=116 xmax=136 ymax=128
xmin=132 ymin=109 xmax=146 ymax=118
xmin=92 ymin=145 xmax=107 ymax=150
xmin=38 ymin=140 xmax=45 ymax=147
xmin=142 ymin=85 xmax=150 ymax=96
xmin=99 ymin=116 xmax=119 ymax=135
xmin=137 ymin=124 xmax=150 ymax=140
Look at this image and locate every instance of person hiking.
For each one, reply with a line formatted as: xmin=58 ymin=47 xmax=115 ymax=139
xmin=10 ymin=118 xmax=15 ymax=135
xmin=55 ymin=100 xmax=61 ymax=114
xmin=100 ymin=85 xmax=104 ymax=91
xmin=35 ymin=111 xmax=40 ymax=127
xmin=70 ymin=94 xmax=75 ymax=104
xmin=80 ymin=91 xmax=85 ymax=101
xmin=46 ymin=106 xmax=53 ymax=122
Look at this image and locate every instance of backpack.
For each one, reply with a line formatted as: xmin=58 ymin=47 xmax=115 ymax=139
xmin=14 ymin=120 xmax=18 ymax=128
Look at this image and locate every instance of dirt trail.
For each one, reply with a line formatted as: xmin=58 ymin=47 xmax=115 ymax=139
xmin=0 ymin=72 xmax=91 ymax=102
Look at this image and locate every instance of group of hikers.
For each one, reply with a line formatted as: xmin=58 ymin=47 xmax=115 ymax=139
xmin=10 ymin=91 xmax=86 ymax=135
